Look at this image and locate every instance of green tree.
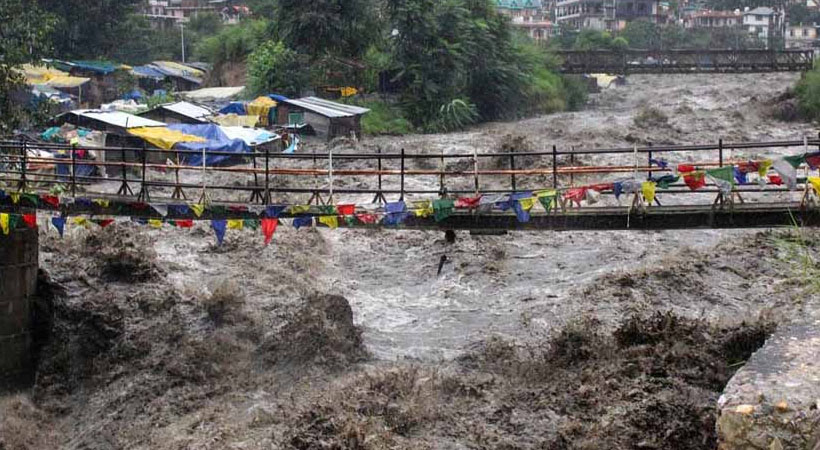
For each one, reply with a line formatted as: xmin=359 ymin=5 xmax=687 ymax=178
xmin=247 ymin=41 xmax=310 ymax=97
xmin=35 ymin=0 xmax=143 ymax=59
xmin=0 ymin=0 xmax=55 ymax=132
xmin=274 ymin=0 xmax=381 ymax=60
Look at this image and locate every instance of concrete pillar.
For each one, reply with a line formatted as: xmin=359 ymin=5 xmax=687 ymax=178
xmin=0 ymin=226 xmax=38 ymax=391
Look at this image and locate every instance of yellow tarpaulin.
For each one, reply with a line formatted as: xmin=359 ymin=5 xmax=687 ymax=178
xmin=128 ymin=127 xmax=206 ymax=150
xmin=153 ymin=61 xmax=205 ymax=78
xmin=212 ymin=114 xmax=259 ymax=127
xmin=18 ymin=64 xmax=90 ymax=88
xmin=247 ymin=96 xmax=277 ymax=126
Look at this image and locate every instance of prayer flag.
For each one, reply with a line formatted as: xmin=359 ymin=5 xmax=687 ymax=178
xmin=808 ymin=176 xmax=820 ymax=196
xmin=642 ymin=181 xmax=657 ymax=204
xmin=684 ymin=172 xmax=706 ymax=191
xmin=190 ymin=203 xmax=205 ymax=217
xmin=175 ymin=219 xmax=194 ymax=228
xmin=289 ymin=205 xmax=310 ymax=214
xmin=22 ymin=214 xmax=37 ymax=229
xmin=211 ymin=220 xmax=227 ymax=244
xmin=265 ymin=205 xmax=287 ymax=218
xmin=52 ymin=217 xmax=65 ymax=237
xmin=337 ymin=204 xmax=355 ymax=215
xmin=293 ymin=216 xmax=313 ymax=229
xmin=148 ymin=219 xmax=163 ymax=228
xmin=784 ymin=154 xmax=805 ymax=169
xmin=433 ymin=198 xmax=455 ymax=222
xmin=94 ymin=199 xmax=110 ymax=208
xmin=772 ymin=158 xmax=797 ymax=189
xmin=651 ymin=175 xmax=679 ymax=189
xmin=319 ymin=215 xmax=339 ymax=229
xmin=261 ymin=218 xmax=278 ymax=245
xmin=227 ymin=219 xmax=244 ymax=230
xmin=244 ymin=219 xmax=260 ymax=230
xmin=355 ymin=213 xmax=378 ymax=224
xmin=383 ymin=201 xmax=408 ymax=226
xmin=0 ymin=214 xmax=8 ymax=235
xmin=455 ymin=196 xmax=482 ymax=208
xmin=758 ymin=159 xmax=773 ymax=177
xmin=805 ymin=152 xmax=820 ymax=170
xmin=413 ymin=200 xmax=434 ymax=218
xmin=40 ymin=194 xmax=60 ymax=208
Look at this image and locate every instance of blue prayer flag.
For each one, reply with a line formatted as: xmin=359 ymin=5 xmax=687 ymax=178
xmin=211 ymin=219 xmax=227 ymax=245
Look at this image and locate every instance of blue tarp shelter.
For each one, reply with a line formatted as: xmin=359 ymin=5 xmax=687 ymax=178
xmin=268 ymin=94 xmax=289 ymax=102
xmin=218 ymin=102 xmax=247 ymax=115
xmin=168 ymin=124 xmax=250 ymax=166
xmin=133 ymin=65 xmax=166 ymax=80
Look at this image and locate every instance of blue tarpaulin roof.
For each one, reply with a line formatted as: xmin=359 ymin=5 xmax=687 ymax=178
xmin=268 ymin=94 xmax=289 ymax=102
xmin=168 ymin=124 xmax=250 ymax=166
xmin=133 ymin=65 xmax=166 ymax=80
xmin=218 ymin=102 xmax=247 ymax=115
xmin=71 ymin=60 xmax=118 ymax=75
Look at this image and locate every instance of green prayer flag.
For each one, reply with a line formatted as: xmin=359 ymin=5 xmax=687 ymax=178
xmin=318 ymin=205 xmax=336 ymax=215
xmin=784 ymin=154 xmax=806 ymax=169
xmin=706 ymin=166 xmax=734 ymax=184
xmin=22 ymin=193 xmax=39 ymax=207
xmin=654 ymin=175 xmax=679 ymax=189
xmin=8 ymin=214 xmax=20 ymax=231
xmin=209 ymin=205 xmax=227 ymax=215
xmin=244 ymin=219 xmax=260 ymax=230
xmin=538 ymin=194 xmax=556 ymax=213
xmin=345 ymin=216 xmax=356 ymax=226
xmin=433 ymin=198 xmax=455 ymax=222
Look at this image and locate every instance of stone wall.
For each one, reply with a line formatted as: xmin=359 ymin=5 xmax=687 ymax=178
xmin=717 ymin=320 xmax=820 ymax=450
xmin=0 ymin=226 xmax=38 ymax=391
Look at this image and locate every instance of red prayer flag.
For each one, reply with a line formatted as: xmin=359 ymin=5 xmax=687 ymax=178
xmin=589 ymin=183 xmax=613 ymax=192
xmin=737 ymin=161 xmax=760 ymax=174
xmin=455 ymin=196 xmax=482 ymax=208
xmin=22 ymin=214 xmax=37 ymax=229
xmin=564 ymin=187 xmax=587 ymax=204
xmin=805 ymin=153 xmax=820 ymax=170
xmin=175 ymin=219 xmax=194 ymax=228
xmin=683 ymin=173 xmax=706 ymax=191
xmin=337 ymin=204 xmax=355 ymax=215
xmin=677 ymin=164 xmax=695 ymax=173
xmin=96 ymin=219 xmax=115 ymax=228
xmin=40 ymin=194 xmax=60 ymax=208
xmin=228 ymin=205 xmax=248 ymax=213
xmin=768 ymin=174 xmax=783 ymax=185
xmin=355 ymin=213 xmax=378 ymax=224
xmin=261 ymin=218 xmax=278 ymax=246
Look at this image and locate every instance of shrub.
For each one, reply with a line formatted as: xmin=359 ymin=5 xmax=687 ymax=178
xmin=345 ymin=98 xmax=414 ymax=135
xmin=795 ymin=66 xmax=820 ymax=121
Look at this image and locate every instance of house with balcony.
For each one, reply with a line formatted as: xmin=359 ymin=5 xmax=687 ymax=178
xmin=785 ymin=23 xmax=819 ymax=48
xmin=682 ymin=9 xmax=742 ymax=28
xmin=497 ymin=0 xmax=556 ymax=40
xmin=742 ymin=7 xmax=784 ymax=42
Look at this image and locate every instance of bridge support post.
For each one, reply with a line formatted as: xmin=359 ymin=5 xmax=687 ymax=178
xmin=0 ymin=225 xmax=38 ymax=392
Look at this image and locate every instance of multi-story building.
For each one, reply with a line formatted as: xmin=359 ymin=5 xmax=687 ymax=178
xmin=682 ymin=9 xmax=742 ymax=28
xmin=143 ymin=0 xmax=248 ymax=29
xmin=785 ymin=23 xmax=818 ymax=48
xmin=742 ymin=7 xmax=784 ymax=42
xmin=496 ymin=0 xmax=556 ymax=40
xmin=554 ymin=0 xmax=663 ymax=31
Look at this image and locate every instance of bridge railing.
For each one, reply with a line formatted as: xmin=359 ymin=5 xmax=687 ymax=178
xmin=1 ymin=136 xmax=819 ymax=211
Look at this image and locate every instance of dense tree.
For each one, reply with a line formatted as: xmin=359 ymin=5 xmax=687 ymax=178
xmin=35 ymin=0 xmax=143 ymax=59
xmin=0 ymin=0 xmax=55 ymax=132
xmin=247 ymin=41 xmax=310 ymax=97
xmin=274 ymin=0 xmax=381 ymax=60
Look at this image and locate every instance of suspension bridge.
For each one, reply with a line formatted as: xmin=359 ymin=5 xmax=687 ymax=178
xmin=1 ymin=137 xmax=820 ymax=231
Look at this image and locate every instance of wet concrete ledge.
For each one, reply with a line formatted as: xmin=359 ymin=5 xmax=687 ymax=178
xmin=717 ymin=319 xmax=820 ymax=450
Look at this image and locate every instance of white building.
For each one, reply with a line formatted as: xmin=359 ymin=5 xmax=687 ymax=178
xmin=742 ymin=7 xmax=784 ymax=42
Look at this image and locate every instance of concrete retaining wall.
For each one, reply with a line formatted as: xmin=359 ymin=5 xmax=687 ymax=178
xmin=718 ymin=320 xmax=820 ymax=450
xmin=0 ymin=226 xmax=38 ymax=391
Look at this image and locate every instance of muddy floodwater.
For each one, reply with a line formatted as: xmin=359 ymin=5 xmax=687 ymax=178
xmin=3 ymin=73 xmax=819 ymax=449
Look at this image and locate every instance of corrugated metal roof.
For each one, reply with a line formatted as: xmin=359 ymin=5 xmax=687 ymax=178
xmin=69 ymin=110 xmax=166 ymax=129
xmin=283 ymin=97 xmax=370 ymax=118
xmin=162 ymin=101 xmax=213 ymax=120
xmin=179 ymin=86 xmax=246 ymax=102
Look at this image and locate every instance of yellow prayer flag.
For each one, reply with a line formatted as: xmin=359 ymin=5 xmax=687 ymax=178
xmin=642 ymin=181 xmax=657 ymax=204
xmin=518 ymin=197 xmax=536 ymax=211
xmin=0 ymin=213 xmax=9 ymax=235
xmin=535 ymin=189 xmax=557 ymax=198
xmin=809 ymin=176 xmax=820 ymax=196
xmin=758 ymin=160 xmax=773 ymax=178
xmin=319 ymin=215 xmax=338 ymax=229
xmin=73 ymin=217 xmax=89 ymax=227
xmin=10 ymin=193 xmax=19 ymax=204
xmin=190 ymin=203 xmax=205 ymax=217
xmin=93 ymin=199 xmax=110 ymax=208
xmin=227 ymin=219 xmax=244 ymax=230
xmin=148 ymin=219 xmax=163 ymax=228
xmin=289 ymin=205 xmax=310 ymax=214
xmin=413 ymin=200 xmax=434 ymax=218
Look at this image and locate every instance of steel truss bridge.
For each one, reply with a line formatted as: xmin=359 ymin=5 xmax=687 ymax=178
xmin=558 ymin=49 xmax=815 ymax=74
xmin=1 ymin=137 xmax=820 ymax=231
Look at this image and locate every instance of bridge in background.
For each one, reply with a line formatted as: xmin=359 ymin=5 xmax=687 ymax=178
xmin=558 ymin=49 xmax=815 ymax=74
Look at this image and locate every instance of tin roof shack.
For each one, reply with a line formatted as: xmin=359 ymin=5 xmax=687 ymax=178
xmin=49 ymin=61 xmax=134 ymax=107
xmin=277 ymin=97 xmax=370 ymax=140
xmin=52 ymin=110 xmax=170 ymax=167
xmin=138 ymin=101 xmax=214 ymax=124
